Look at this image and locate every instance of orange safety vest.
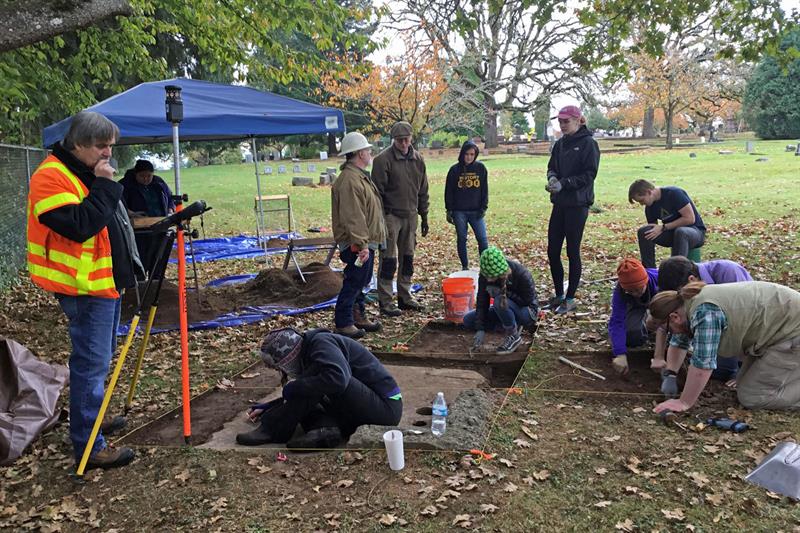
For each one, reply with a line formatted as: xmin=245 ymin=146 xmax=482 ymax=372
xmin=26 ymin=155 xmax=118 ymax=298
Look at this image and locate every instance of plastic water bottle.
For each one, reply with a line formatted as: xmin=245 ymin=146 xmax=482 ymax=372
xmin=431 ymin=392 xmax=447 ymax=437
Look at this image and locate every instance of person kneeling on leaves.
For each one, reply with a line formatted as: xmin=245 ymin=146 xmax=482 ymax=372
xmin=463 ymin=247 xmax=538 ymax=355
xmin=608 ymin=258 xmax=664 ymax=377
xmin=236 ymin=327 xmax=403 ymax=449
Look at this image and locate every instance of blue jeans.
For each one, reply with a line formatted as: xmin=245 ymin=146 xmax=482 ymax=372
xmin=334 ymin=248 xmax=374 ymax=328
xmin=56 ymin=294 xmax=121 ymax=459
xmin=462 ymin=298 xmax=535 ymax=332
xmin=452 ymin=211 xmax=489 ymax=270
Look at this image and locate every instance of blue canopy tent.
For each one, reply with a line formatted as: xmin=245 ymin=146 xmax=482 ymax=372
xmin=43 ymin=77 xmax=345 ymax=146
xmin=43 ymin=77 xmax=346 ymax=248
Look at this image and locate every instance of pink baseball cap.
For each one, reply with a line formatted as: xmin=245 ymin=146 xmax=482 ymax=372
xmin=552 ymin=105 xmax=582 ymax=120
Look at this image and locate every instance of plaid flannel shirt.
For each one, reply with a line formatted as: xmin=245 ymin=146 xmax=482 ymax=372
xmin=669 ymin=303 xmax=727 ymax=370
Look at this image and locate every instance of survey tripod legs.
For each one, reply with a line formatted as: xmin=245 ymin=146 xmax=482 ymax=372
xmin=74 ymin=228 xmax=177 ymax=478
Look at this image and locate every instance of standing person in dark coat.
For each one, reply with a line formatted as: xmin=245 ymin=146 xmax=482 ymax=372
xmin=236 ymin=328 xmax=403 ymax=449
xmin=119 ymin=159 xmax=175 ymax=218
xmin=445 ymin=140 xmax=489 ymax=270
xmin=544 ymin=105 xmax=600 ymax=315
xmin=463 ymin=247 xmax=538 ymax=355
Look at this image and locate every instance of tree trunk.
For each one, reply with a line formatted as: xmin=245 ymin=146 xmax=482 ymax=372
xmin=484 ymin=102 xmax=499 ymax=149
xmin=1 ymin=0 xmax=132 ymax=52
xmin=664 ymin=107 xmax=674 ymax=150
xmin=642 ymin=107 xmax=656 ymax=139
xmin=327 ymin=133 xmax=337 ymax=156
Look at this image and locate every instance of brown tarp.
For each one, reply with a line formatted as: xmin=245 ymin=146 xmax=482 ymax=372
xmin=0 ymin=338 xmax=68 ymax=465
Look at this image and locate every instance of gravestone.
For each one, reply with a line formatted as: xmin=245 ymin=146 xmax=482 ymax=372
xmin=785 ymin=145 xmax=796 ymax=152
xmin=292 ymin=177 xmax=313 ymax=186
xmin=307 ymin=163 xmax=317 ymax=172
xmin=326 ymin=167 xmax=337 ymax=177
xmin=292 ymin=164 xmax=301 ymax=173
xmin=319 ymin=151 xmax=328 ymax=160
xmin=745 ymin=141 xmax=755 ymax=153
xmin=689 ymin=153 xmax=697 ymax=158
xmin=319 ymin=173 xmax=331 ymax=185
xmin=264 ymin=166 xmax=273 ymax=175
xmin=431 ymin=140 xmax=444 ymax=149
xmin=278 ymin=165 xmax=287 ymax=174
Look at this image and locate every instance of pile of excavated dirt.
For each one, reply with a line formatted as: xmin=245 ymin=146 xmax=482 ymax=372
xmin=121 ymin=263 xmax=342 ymax=329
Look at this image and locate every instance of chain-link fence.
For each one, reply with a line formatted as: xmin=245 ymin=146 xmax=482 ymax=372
xmin=0 ymin=144 xmax=48 ymax=288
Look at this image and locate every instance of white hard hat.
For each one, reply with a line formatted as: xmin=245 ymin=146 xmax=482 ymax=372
xmin=339 ymin=132 xmax=372 ymax=156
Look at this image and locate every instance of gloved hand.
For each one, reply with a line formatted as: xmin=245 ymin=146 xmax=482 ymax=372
xmin=661 ymin=369 xmax=679 ymax=398
xmin=420 ymin=214 xmax=429 ymax=237
xmin=478 ymin=208 xmax=486 ymax=220
xmin=446 ymin=210 xmax=454 ymax=225
xmin=486 ymin=285 xmax=502 ymax=298
xmin=472 ymin=330 xmax=485 ymax=350
xmin=612 ymin=354 xmax=629 ymax=375
xmin=546 ymin=177 xmax=562 ymax=194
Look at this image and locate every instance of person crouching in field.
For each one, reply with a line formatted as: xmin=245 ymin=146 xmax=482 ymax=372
xmin=649 ymin=281 xmax=800 ymax=414
xmin=607 ymin=258 xmax=665 ymax=377
xmin=463 ymin=247 xmax=538 ymax=355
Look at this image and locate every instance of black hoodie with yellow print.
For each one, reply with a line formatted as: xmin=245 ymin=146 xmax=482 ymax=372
xmin=444 ymin=140 xmax=488 ymax=213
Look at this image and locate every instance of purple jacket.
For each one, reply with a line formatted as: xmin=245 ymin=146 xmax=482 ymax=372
xmin=608 ymin=268 xmax=659 ymax=356
xmin=697 ymin=260 xmax=753 ymax=284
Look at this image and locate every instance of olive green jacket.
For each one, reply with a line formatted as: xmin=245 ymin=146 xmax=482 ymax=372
xmin=332 ymin=162 xmax=386 ymax=250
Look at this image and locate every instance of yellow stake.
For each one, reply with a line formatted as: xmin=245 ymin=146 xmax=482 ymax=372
xmin=126 ymin=306 xmax=158 ymax=409
xmin=76 ymin=314 xmax=140 ymax=477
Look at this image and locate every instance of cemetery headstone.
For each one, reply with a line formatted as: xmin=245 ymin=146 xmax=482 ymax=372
xmin=278 ymin=165 xmax=287 ymax=173
xmin=292 ymin=177 xmax=313 ymax=186
xmin=264 ymin=166 xmax=273 ymax=175
xmin=293 ymin=164 xmax=301 ymax=173
xmin=689 ymin=153 xmax=697 ymax=158
xmin=319 ymin=151 xmax=328 ymax=160
xmin=308 ymin=163 xmax=317 ymax=172
xmin=745 ymin=141 xmax=754 ymax=153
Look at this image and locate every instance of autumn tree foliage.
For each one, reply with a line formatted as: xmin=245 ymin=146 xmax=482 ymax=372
xmin=321 ymin=43 xmax=449 ymax=139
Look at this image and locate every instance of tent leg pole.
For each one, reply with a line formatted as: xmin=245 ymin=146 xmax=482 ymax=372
xmin=252 ymin=137 xmax=268 ymax=264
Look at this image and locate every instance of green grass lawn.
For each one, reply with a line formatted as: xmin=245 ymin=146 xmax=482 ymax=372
xmin=182 ymin=138 xmax=799 ymax=234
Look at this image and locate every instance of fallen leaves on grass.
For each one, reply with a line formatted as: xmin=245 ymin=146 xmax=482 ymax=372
xmin=514 ymin=438 xmax=532 ymax=448
xmin=240 ymin=372 xmax=260 ymax=379
xmin=336 ymin=479 xmax=354 ymax=488
xmin=420 ymin=506 xmax=438 ymax=517
xmin=452 ymin=514 xmax=472 ymax=528
xmin=594 ymin=500 xmax=613 ymax=508
xmin=174 ymin=469 xmax=190 ymax=483
xmin=215 ymin=378 xmax=235 ymax=390
xmin=705 ymin=493 xmax=723 ymax=506
xmin=615 ymin=518 xmax=635 ymax=531
xmin=520 ymin=426 xmax=539 ymax=441
xmin=378 ymin=513 xmax=396 ymax=526
xmin=498 ymin=458 xmax=515 ymax=468
xmin=661 ymin=508 xmax=685 ymax=521
xmin=503 ymin=482 xmax=518 ymax=493
xmin=479 ymin=503 xmax=498 ymax=514
xmin=595 ymin=467 xmax=608 ymax=476
xmin=687 ymin=472 xmax=710 ymax=488
xmin=603 ymin=435 xmax=621 ymax=442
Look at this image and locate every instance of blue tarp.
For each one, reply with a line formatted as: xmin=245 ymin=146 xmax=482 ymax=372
xmin=177 ymin=233 xmax=304 ymax=263
xmin=43 ymin=78 xmax=346 ymax=147
xmin=117 ymin=275 xmax=422 ymax=336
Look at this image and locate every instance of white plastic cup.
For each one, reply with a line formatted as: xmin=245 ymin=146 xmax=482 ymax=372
xmin=383 ymin=429 xmax=404 ymax=471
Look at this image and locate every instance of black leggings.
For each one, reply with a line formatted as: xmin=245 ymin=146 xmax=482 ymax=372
xmin=547 ymin=205 xmax=589 ymax=299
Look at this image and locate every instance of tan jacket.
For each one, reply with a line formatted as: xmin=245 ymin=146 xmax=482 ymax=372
xmin=687 ymin=281 xmax=800 ymax=358
xmin=371 ymin=145 xmax=429 ymax=217
xmin=332 ymin=162 xmax=386 ymax=250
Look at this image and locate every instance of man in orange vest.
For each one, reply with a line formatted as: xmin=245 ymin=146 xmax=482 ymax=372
xmin=27 ymin=111 xmax=143 ymax=470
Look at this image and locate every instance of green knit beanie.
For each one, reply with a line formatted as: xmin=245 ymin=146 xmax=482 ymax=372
xmin=480 ymin=247 xmax=509 ymax=278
